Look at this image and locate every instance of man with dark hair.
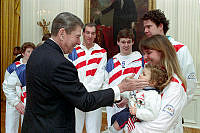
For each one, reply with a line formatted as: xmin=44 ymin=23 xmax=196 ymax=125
xmin=21 ymin=12 xmax=148 ymax=133
xmin=141 ymin=9 xmax=196 ymax=104
xmin=104 ymin=28 xmax=144 ymax=133
xmin=68 ymin=23 xmax=107 ymax=133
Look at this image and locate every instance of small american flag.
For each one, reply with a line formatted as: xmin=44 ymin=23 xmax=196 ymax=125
xmin=127 ymin=116 xmax=140 ymax=132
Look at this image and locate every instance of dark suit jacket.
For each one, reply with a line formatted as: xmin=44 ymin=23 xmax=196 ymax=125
xmin=21 ymin=39 xmax=114 ymax=133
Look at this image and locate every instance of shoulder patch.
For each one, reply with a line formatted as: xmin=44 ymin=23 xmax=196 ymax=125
xmin=162 ymin=104 xmax=175 ymax=116
xmin=187 ymin=72 xmax=196 ymax=79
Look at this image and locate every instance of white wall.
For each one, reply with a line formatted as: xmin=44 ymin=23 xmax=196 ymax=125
xmin=157 ymin=0 xmax=200 ymax=129
xmin=21 ymin=0 xmax=84 ymax=45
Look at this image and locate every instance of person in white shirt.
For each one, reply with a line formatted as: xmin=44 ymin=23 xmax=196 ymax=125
xmin=68 ymin=23 xmax=107 ymax=133
xmin=3 ymin=42 xmax=35 ymax=133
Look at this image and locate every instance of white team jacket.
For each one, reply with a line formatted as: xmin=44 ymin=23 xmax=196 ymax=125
xmin=68 ymin=43 xmax=107 ymax=92
xmin=132 ymin=74 xmax=187 ymax=133
xmin=103 ymin=51 xmax=144 ymax=97
xmin=2 ymin=58 xmax=26 ymax=107
xmin=168 ymin=36 xmax=197 ymax=104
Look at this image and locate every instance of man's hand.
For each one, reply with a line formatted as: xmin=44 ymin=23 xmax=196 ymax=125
xmin=15 ymin=102 xmax=25 ymax=114
xmin=116 ymin=97 xmax=129 ymax=108
xmin=118 ymin=76 xmax=149 ymax=93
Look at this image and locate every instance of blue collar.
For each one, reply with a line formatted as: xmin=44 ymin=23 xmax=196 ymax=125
xmin=143 ymin=86 xmax=160 ymax=93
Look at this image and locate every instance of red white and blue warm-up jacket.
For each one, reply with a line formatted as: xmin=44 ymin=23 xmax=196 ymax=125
xmin=168 ymin=36 xmax=197 ymax=104
xmin=103 ymin=51 xmax=144 ymax=98
xmin=3 ymin=58 xmax=27 ymax=106
xmin=68 ymin=43 xmax=107 ymax=92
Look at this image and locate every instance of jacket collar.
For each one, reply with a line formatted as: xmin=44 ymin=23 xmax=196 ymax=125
xmin=45 ymin=39 xmax=64 ymax=55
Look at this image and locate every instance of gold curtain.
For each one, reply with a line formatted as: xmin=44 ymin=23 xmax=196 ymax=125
xmin=1 ymin=0 xmax=21 ymax=101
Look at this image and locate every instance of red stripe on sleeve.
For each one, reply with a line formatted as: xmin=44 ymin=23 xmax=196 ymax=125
xmin=123 ymin=66 xmax=141 ymax=75
xmin=171 ymin=77 xmax=179 ymax=83
xmin=134 ymin=57 xmax=143 ymax=62
xmin=109 ymin=70 xmax=122 ymax=84
xmin=87 ymin=58 xmax=102 ymax=65
xmin=75 ymin=61 xmax=86 ymax=69
xmin=181 ymin=83 xmax=187 ymax=92
xmin=91 ymin=49 xmax=106 ymax=55
xmin=114 ymin=61 xmax=121 ymax=68
xmin=75 ymin=46 xmax=81 ymax=50
xmin=86 ymin=69 xmax=97 ymax=76
xmin=173 ymin=44 xmax=184 ymax=52
xmin=77 ymin=51 xmax=85 ymax=57
xmin=171 ymin=77 xmax=186 ymax=92
xmin=21 ymin=92 xmax=26 ymax=103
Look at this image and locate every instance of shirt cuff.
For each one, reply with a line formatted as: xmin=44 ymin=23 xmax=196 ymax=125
xmin=112 ymin=86 xmax=121 ymax=101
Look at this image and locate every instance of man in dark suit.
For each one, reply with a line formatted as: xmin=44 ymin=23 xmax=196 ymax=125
xmin=21 ymin=12 xmax=148 ymax=133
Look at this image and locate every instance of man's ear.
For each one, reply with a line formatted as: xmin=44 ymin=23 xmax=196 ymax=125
xmin=117 ymin=40 xmax=120 ymax=46
xmin=132 ymin=40 xmax=135 ymax=45
xmin=58 ymin=28 xmax=65 ymax=40
xmin=158 ymin=23 xmax=163 ymax=30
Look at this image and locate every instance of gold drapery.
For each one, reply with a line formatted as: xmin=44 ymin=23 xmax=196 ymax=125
xmin=1 ymin=0 xmax=21 ymax=101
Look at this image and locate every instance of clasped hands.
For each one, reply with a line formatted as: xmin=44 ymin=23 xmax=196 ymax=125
xmin=15 ymin=102 xmax=25 ymax=114
xmin=117 ymin=74 xmax=149 ymax=93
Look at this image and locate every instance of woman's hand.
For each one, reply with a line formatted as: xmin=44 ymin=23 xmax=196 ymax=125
xmin=15 ymin=102 xmax=25 ymax=114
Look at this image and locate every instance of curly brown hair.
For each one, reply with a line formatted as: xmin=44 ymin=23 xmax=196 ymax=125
xmin=141 ymin=9 xmax=169 ymax=35
xmin=145 ymin=63 xmax=169 ymax=92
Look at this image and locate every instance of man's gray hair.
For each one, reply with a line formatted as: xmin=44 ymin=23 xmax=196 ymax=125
xmin=51 ymin=12 xmax=84 ymax=36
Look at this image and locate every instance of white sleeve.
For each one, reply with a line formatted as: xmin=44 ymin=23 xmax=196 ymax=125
xmin=3 ymin=71 xmax=21 ymax=107
xmin=2 ymin=71 xmax=10 ymax=96
xmin=177 ymin=46 xmax=197 ymax=103
xmin=102 ymin=69 xmax=109 ymax=89
xmin=84 ymin=52 xmax=107 ymax=91
xmin=136 ymin=91 xmax=161 ymax=121
xmin=132 ymin=82 xmax=187 ymax=133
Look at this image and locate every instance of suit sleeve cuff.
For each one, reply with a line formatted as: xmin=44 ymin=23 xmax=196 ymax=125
xmin=112 ymin=86 xmax=121 ymax=101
